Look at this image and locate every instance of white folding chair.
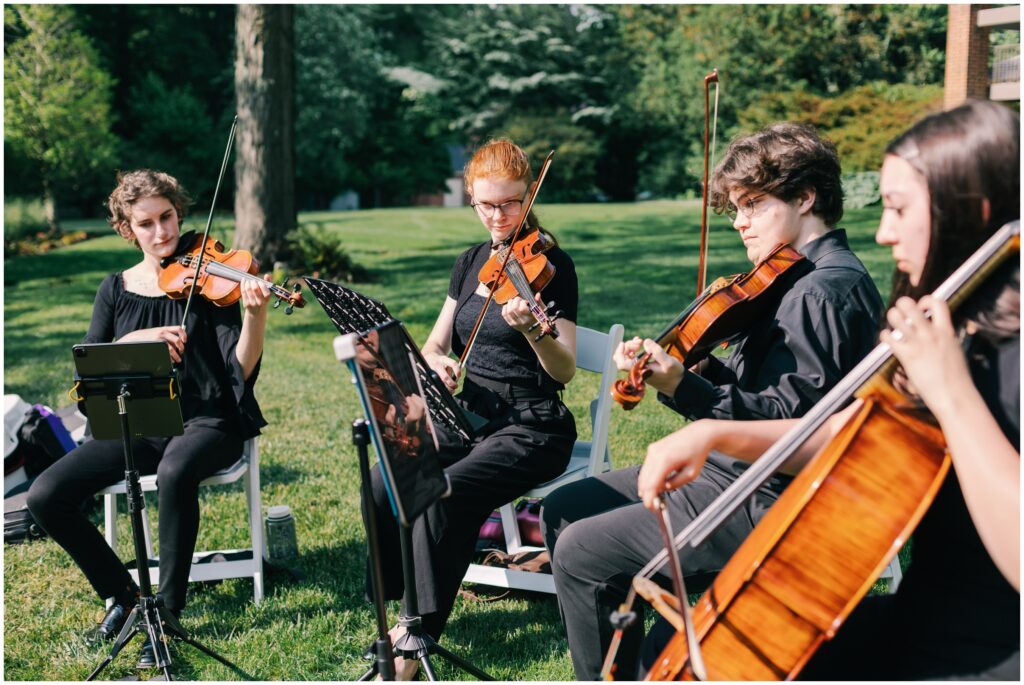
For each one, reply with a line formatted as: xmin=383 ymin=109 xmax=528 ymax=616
xmin=99 ymin=436 xmax=265 ymax=604
xmin=879 ymin=553 xmax=903 ymax=592
xmin=463 ymin=323 xmax=624 ymax=594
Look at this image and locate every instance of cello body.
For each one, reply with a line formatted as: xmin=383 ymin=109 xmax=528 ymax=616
xmin=646 ymin=375 xmax=949 ymax=680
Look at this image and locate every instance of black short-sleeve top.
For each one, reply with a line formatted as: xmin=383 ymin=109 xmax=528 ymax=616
xmin=447 ymin=240 xmax=578 ymax=392
xmin=83 ymin=273 xmax=267 ymax=438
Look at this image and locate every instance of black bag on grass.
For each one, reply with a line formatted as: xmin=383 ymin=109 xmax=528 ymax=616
xmin=4 ymin=480 xmax=45 ymax=544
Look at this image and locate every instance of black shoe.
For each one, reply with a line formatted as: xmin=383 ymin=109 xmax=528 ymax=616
xmin=138 ymin=633 xmax=157 ymax=670
xmin=96 ymin=603 xmax=131 ymax=642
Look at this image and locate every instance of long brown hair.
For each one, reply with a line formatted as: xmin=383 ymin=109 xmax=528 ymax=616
xmin=884 ymin=101 xmax=1019 ymax=304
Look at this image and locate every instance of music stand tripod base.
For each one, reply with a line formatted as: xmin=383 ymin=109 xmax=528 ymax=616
xmin=72 ymin=343 xmax=254 ymax=681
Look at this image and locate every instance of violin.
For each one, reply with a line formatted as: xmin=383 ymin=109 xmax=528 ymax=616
xmin=478 ymin=226 xmax=561 ymax=340
xmin=458 ymin=151 xmax=560 ymax=371
xmin=628 ymin=221 xmax=1019 ymax=681
xmin=159 ymin=232 xmax=306 ymax=314
xmin=612 ymin=243 xmax=805 ymax=410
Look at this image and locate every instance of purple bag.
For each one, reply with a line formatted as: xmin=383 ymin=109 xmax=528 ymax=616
xmin=477 ymin=498 xmax=545 ymax=547
xmin=17 ymin=405 xmax=76 ymax=478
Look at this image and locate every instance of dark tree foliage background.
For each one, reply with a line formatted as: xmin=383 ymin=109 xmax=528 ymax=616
xmin=6 ymin=4 xmax=952 ymax=216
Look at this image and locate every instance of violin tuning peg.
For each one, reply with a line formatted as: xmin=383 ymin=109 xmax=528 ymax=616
xmin=527 ymin=321 xmax=540 ymax=333
xmin=273 ymin=299 xmax=281 ymax=309
xmin=293 ymin=283 xmax=302 ymax=293
xmin=285 ymin=305 xmax=294 ymax=315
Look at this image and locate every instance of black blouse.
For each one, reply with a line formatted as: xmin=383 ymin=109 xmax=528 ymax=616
xmin=448 ymin=241 xmax=579 ymax=391
xmin=83 ymin=273 xmax=266 ymax=438
xmin=896 ymin=331 xmax=1020 ymax=659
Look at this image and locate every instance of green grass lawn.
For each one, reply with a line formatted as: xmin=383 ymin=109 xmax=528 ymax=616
xmin=3 ymin=201 xmax=894 ymax=680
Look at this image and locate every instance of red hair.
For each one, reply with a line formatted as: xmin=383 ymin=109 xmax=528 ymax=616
xmin=463 ymin=138 xmax=533 ymax=194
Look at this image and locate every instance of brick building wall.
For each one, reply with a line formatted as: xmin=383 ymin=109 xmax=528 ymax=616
xmin=944 ymin=4 xmax=992 ymax=108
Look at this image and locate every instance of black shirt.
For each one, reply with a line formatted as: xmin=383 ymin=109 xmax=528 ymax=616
xmin=657 ymin=229 xmax=883 ymax=485
xmin=448 ymin=241 xmax=578 ymax=391
xmin=84 ymin=273 xmax=266 ymax=438
xmin=659 ymin=229 xmax=882 ymax=420
xmin=896 ymin=331 xmax=1020 ymax=662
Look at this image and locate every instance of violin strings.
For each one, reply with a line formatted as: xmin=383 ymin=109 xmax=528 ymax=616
xmin=505 ymin=259 xmax=547 ymax=321
xmin=193 ymin=258 xmax=289 ymax=297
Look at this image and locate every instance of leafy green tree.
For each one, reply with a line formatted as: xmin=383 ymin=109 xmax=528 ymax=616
xmin=741 ymin=82 xmax=944 ymax=173
xmin=4 ymin=4 xmax=116 ymax=229
xmin=612 ymin=4 xmax=948 ymax=197
xmin=120 ymin=73 xmax=220 ymax=200
xmin=418 ymin=4 xmax=644 ymax=200
xmin=502 ymin=114 xmax=603 ymax=202
xmin=294 ymin=5 xmax=381 ymax=207
xmin=345 ymin=77 xmax=451 ymax=208
xmin=72 ymin=5 xmax=235 ymax=208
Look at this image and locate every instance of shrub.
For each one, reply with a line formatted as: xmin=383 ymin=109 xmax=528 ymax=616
xmin=842 ymin=171 xmax=881 ymax=209
xmin=4 ymin=197 xmax=48 ymax=243
xmin=739 ymin=82 xmax=944 ymax=173
xmin=286 ymin=224 xmax=371 ymax=283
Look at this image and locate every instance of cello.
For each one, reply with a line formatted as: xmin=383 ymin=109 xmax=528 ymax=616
xmin=614 ymin=221 xmax=1019 ymax=680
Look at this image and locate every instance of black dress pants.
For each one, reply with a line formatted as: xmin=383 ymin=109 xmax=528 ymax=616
xmin=27 ymin=424 xmax=243 ymax=612
xmin=541 ymin=463 xmax=781 ymax=680
xmin=365 ymin=377 xmax=575 ymax=639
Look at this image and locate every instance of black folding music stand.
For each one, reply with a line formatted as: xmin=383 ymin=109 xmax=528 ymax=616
xmin=306 ymin=276 xmax=486 ymax=443
xmin=334 ymin=330 xmax=493 ymax=681
xmin=72 ymin=342 xmax=252 ymax=681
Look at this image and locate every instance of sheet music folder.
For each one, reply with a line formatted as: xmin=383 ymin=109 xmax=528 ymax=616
xmin=305 ymin=277 xmax=485 ymax=443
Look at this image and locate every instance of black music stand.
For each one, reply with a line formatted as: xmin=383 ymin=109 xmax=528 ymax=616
xmin=334 ymin=331 xmax=493 ymax=681
xmin=72 ymin=342 xmax=252 ymax=681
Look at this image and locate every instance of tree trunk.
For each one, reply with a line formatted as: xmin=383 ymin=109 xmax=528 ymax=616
xmin=234 ymin=4 xmax=295 ymax=265
xmin=42 ymin=180 xmax=59 ymax=234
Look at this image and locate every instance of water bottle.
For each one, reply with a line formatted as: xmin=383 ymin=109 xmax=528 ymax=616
xmin=264 ymin=505 xmax=298 ymax=563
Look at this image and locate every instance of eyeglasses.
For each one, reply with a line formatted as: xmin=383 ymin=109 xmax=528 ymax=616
xmin=724 ymin=193 xmax=767 ymax=221
xmin=471 ymin=195 xmax=526 ymax=218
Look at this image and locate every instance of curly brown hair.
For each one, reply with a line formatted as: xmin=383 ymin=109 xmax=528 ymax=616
xmin=710 ymin=122 xmax=844 ymax=227
xmin=106 ymin=169 xmax=192 ymax=243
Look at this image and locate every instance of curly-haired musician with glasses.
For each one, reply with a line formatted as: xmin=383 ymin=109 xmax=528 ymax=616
xmin=541 ymin=122 xmax=884 ymax=680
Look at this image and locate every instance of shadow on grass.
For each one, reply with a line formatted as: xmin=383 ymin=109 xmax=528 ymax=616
xmin=4 ymin=244 xmax=134 ymax=286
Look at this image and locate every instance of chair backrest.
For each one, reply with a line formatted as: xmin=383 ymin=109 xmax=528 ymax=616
xmin=575 ymin=323 xmax=624 ymax=477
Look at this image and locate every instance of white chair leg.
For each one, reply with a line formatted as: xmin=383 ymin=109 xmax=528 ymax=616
xmin=141 ymin=497 xmax=154 ymax=561
xmin=104 ymin=492 xmax=118 ymax=608
xmin=886 ymin=555 xmax=903 ymax=592
xmin=245 ymin=439 xmax=264 ymax=604
xmin=104 ymin=492 xmax=118 ymax=553
xmin=500 ymin=502 xmax=524 ymax=555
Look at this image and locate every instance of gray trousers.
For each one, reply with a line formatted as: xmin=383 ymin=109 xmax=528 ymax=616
xmin=541 ymin=462 xmax=781 ymax=680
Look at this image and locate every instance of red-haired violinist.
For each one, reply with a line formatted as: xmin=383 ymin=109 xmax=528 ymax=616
xmin=362 ymin=138 xmax=578 ymax=680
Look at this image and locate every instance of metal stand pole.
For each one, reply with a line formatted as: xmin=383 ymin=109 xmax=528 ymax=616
xmin=87 ymin=386 xmax=254 ymax=681
xmin=355 ymin=419 xmax=397 ymax=681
